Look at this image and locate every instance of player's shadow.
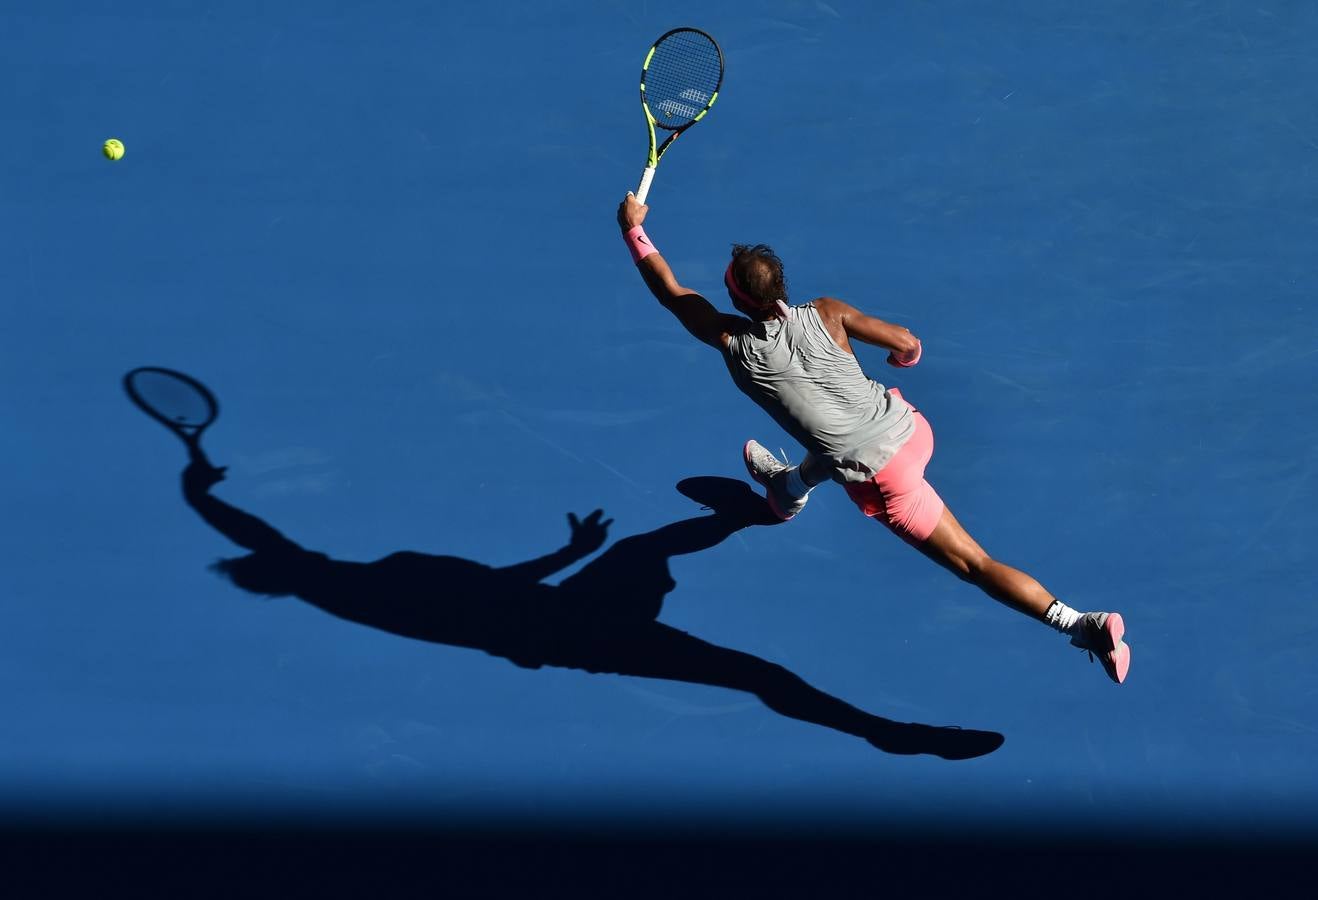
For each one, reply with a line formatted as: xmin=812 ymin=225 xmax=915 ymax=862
xmin=180 ymin=457 xmax=1003 ymax=761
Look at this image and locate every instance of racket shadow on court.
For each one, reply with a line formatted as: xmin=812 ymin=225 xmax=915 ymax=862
xmin=128 ymin=369 xmax=1003 ymax=761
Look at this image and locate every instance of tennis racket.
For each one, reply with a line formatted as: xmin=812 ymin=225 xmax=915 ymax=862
xmin=633 ymin=27 xmax=724 ymax=204
xmin=123 ymin=366 xmax=219 ymax=461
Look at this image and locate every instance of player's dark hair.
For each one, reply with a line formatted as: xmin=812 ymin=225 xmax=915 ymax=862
xmin=729 ymin=244 xmax=788 ymax=312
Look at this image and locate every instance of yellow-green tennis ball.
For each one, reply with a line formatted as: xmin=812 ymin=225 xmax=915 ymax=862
xmin=103 ymin=138 xmax=125 ymax=161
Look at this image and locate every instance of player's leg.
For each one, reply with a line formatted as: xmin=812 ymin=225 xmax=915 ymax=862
xmin=914 ymin=506 xmax=1129 ymax=683
xmin=915 ymin=505 xmax=1054 ymax=619
xmin=847 ymin=411 xmax=1130 ymax=683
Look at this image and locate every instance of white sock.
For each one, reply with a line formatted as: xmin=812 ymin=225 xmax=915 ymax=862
xmin=1044 ymin=600 xmax=1082 ymax=634
xmin=783 ymin=466 xmax=813 ymax=500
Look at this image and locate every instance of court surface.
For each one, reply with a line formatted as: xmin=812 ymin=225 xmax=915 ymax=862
xmin=4 ymin=0 xmax=1318 ymax=866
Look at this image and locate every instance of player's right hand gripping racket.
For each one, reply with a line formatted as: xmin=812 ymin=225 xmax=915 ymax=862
xmin=633 ymin=27 xmax=724 ymax=204
xmin=123 ymin=366 xmax=219 ymax=462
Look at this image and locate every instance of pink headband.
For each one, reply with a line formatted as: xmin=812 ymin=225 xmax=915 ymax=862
xmin=724 ymin=261 xmax=789 ymax=319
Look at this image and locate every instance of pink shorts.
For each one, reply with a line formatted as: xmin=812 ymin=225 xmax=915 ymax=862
xmin=843 ymin=401 xmax=945 ymax=543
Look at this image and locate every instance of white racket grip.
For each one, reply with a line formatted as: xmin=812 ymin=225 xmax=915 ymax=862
xmin=634 ymin=166 xmax=657 ymax=204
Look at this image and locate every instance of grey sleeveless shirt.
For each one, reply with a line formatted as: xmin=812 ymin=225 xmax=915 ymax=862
xmin=722 ymin=303 xmax=916 ymax=484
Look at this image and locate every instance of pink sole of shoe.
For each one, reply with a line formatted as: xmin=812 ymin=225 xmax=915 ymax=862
xmin=1103 ymin=613 xmax=1130 ymax=684
xmin=1107 ymin=642 xmax=1131 ymax=684
xmin=742 ymin=441 xmax=793 ymax=521
xmin=1104 ymin=613 xmax=1125 ymax=647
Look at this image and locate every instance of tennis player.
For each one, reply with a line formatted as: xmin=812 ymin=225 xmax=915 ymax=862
xmin=617 ymin=193 xmax=1129 ymax=684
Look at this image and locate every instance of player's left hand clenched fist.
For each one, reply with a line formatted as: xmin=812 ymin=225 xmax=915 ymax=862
xmin=887 ymin=338 xmax=923 ymax=368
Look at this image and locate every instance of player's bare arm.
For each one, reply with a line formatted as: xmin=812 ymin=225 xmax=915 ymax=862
xmin=618 ymin=194 xmax=738 ymax=349
xmin=812 ymin=296 xmax=920 ymax=357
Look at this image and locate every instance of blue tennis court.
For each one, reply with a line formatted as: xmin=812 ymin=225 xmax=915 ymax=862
xmin=4 ymin=0 xmax=1317 ymax=887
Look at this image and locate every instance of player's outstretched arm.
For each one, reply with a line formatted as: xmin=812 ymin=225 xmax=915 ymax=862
xmin=813 ymin=296 xmax=922 ymax=367
xmin=617 ymin=194 xmax=735 ymax=349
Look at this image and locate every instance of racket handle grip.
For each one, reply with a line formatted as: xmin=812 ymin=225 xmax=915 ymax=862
xmin=634 ymin=166 xmax=656 ymax=204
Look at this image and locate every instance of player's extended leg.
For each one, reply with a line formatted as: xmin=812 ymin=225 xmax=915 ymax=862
xmin=841 ymin=411 xmax=1130 ymax=684
xmin=915 ymin=505 xmax=1130 ymax=683
xmin=916 ymin=505 xmax=1053 ymax=618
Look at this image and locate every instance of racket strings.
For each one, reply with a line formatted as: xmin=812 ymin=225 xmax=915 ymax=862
xmin=644 ymin=31 xmax=722 ymax=129
xmin=128 ymin=371 xmax=215 ymax=426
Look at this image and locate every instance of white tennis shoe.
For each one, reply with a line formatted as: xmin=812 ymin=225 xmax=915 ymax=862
xmin=742 ymin=440 xmax=808 ymax=521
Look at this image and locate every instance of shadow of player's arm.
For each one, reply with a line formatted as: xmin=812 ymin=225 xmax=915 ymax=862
xmin=180 ymin=459 xmax=304 ymax=555
xmin=494 ymin=509 xmax=613 ymax=584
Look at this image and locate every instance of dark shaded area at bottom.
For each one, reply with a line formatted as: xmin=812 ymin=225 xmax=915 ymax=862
xmin=7 ymin=819 xmax=1315 ymax=896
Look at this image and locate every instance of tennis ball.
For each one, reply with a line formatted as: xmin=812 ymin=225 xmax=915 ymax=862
xmin=103 ymin=138 xmax=125 ymax=161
